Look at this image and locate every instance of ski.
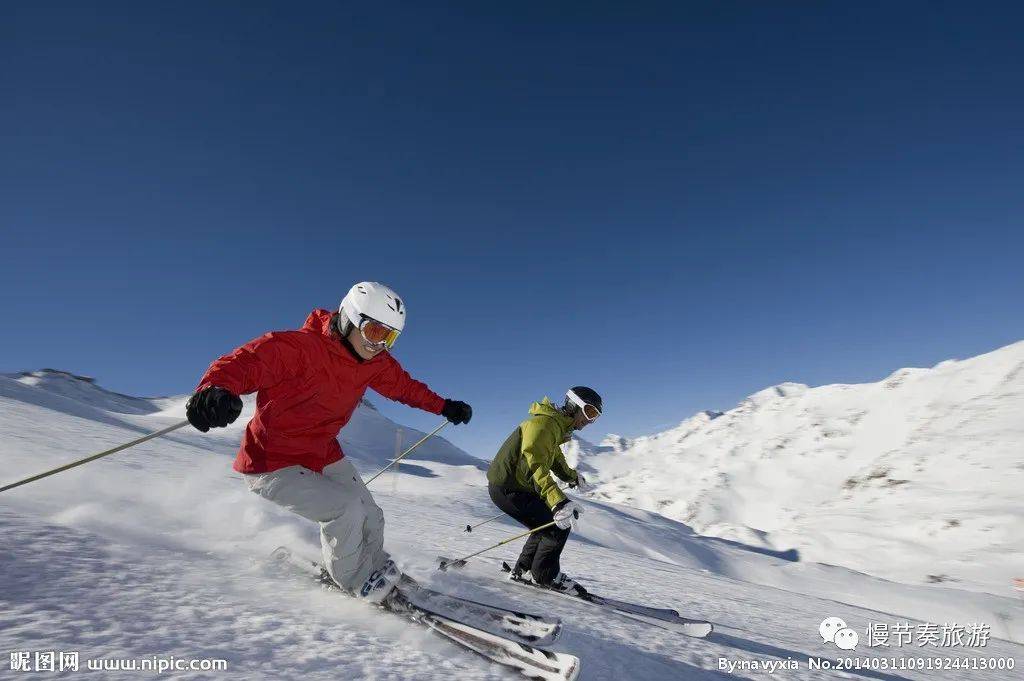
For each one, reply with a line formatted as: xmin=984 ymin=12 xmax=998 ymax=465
xmin=398 ymin=576 xmax=562 ymax=646
xmin=269 ymin=547 xmax=579 ymax=680
xmin=498 ymin=561 xmax=714 ymax=638
xmin=269 ymin=546 xmax=560 ymax=645
xmin=388 ymin=591 xmax=580 ymax=681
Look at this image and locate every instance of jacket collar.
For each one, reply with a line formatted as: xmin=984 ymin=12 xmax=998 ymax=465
xmin=302 ymin=309 xmax=390 ymax=365
xmin=528 ymin=397 xmax=575 ymax=442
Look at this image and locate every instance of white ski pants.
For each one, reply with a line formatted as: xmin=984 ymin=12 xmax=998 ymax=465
xmin=244 ymin=457 xmax=388 ymax=591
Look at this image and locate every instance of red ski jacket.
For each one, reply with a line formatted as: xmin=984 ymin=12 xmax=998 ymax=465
xmin=196 ymin=309 xmax=446 ymax=475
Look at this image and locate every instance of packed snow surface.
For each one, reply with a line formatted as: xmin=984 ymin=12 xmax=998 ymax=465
xmin=1 ymin=363 xmax=1022 ymax=679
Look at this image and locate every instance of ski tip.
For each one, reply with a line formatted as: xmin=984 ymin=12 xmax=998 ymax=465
xmin=686 ymin=622 xmax=714 ymax=638
xmin=562 ymin=654 xmax=582 ymax=681
xmin=500 ymin=561 xmax=512 ymax=573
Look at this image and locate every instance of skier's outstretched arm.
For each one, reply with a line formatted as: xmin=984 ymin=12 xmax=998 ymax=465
xmin=187 ymin=331 xmax=308 ymax=433
xmin=369 ymin=354 xmax=447 ymax=414
xmin=196 ymin=331 xmax=308 ymax=396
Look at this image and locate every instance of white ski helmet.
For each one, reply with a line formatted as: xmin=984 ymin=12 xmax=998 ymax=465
xmin=339 ymin=281 xmax=407 ymax=333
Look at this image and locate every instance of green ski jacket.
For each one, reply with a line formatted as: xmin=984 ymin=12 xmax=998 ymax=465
xmin=487 ymin=397 xmax=580 ymax=509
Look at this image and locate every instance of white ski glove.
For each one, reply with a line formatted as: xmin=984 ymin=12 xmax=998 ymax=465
xmin=570 ymin=472 xmax=592 ymax=493
xmin=553 ymin=500 xmax=583 ymax=530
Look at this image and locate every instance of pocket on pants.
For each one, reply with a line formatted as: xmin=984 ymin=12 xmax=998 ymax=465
xmin=245 ymin=467 xmax=306 ymax=497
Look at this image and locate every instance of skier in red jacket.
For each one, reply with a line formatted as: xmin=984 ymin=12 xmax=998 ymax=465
xmin=186 ymin=281 xmax=472 ymax=602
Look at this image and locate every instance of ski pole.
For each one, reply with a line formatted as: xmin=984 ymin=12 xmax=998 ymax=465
xmin=0 ymin=419 xmax=191 ymax=494
xmin=364 ymin=419 xmax=449 ymax=486
xmin=438 ymin=520 xmax=558 ymax=571
xmin=465 ymin=511 xmax=507 ymax=532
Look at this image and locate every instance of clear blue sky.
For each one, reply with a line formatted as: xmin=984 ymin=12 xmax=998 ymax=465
xmin=3 ymin=2 xmax=1022 ymax=459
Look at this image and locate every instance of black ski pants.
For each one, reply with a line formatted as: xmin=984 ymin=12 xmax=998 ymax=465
xmin=488 ymin=485 xmax=570 ymax=585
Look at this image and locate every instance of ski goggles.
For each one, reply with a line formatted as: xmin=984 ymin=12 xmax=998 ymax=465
xmin=566 ymin=389 xmax=601 ymax=421
xmin=358 ymin=316 xmax=401 ymax=349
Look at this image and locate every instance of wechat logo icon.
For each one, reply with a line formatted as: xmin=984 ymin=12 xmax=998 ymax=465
xmin=820 ymin=617 xmax=859 ymax=650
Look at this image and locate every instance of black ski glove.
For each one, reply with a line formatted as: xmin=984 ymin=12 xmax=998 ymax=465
xmin=186 ymin=386 xmax=243 ymax=432
xmin=568 ymin=472 xmax=590 ymax=491
xmin=442 ymin=399 xmax=473 ymax=425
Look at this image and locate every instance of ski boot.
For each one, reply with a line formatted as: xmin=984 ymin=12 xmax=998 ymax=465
xmin=548 ymin=572 xmax=589 ymax=598
xmin=507 ymin=564 xmax=529 ymax=582
xmin=357 ymin=559 xmax=403 ymax=604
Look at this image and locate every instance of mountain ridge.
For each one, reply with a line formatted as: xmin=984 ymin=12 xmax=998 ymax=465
xmin=572 ymin=339 xmax=1024 ymax=596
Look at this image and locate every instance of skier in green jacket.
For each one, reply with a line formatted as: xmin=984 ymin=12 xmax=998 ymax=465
xmin=487 ymin=386 xmax=602 ymax=595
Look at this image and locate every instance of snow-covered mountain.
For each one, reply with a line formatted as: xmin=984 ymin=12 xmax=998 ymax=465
xmin=572 ymin=341 xmax=1024 ymax=599
xmin=1 ymin=367 xmax=1022 ymax=679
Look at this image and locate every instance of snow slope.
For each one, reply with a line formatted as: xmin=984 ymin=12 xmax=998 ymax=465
xmin=1 ymin=370 xmax=1022 ymax=679
xmin=570 ymin=341 xmax=1024 ymax=600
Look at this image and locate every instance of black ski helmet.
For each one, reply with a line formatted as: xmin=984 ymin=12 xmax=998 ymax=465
xmin=565 ymin=386 xmax=602 ymax=415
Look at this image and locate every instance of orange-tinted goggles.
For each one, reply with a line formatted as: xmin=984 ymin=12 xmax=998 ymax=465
xmin=358 ymin=317 xmax=401 ymax=348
